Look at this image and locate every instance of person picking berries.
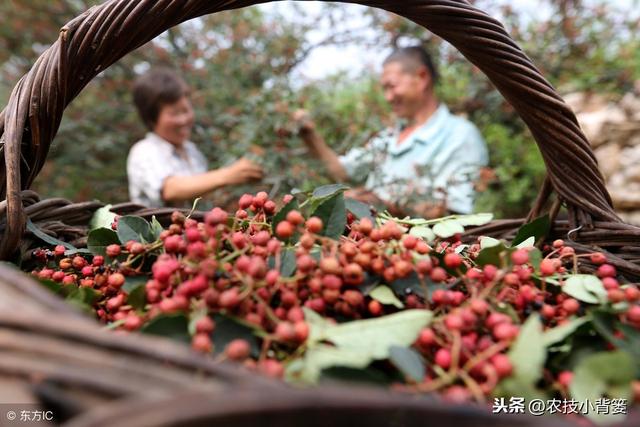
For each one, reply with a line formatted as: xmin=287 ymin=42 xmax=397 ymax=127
xmin=127 ymin=68 xmax=264 ymax=207
xmin=294 ymin=46 xmax=488 ymax=218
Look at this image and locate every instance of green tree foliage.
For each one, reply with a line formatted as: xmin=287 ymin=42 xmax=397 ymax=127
xmin=1 ymin=0 xmax=638 ymax=217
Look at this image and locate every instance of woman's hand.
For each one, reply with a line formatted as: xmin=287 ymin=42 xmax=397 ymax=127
xmin=224 ymin=158 xmax=264 ymax=185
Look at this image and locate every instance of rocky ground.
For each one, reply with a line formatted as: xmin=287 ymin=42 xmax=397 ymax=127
xmin=565 ymin=81 xmax=640 ymax=225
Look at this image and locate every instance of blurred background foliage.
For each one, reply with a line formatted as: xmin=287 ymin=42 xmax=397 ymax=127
xmin=1 ymin=0 xmax=638 ymax=218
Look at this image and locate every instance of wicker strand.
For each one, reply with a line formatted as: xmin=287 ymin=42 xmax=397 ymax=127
xmin=0 ymin=0 xmax=628 ymax=259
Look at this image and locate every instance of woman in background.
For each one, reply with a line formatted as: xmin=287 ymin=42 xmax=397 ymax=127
xmin=127 ymin=68 xmax=263 ymax=207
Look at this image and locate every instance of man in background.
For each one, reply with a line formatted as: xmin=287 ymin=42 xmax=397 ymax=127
xmin=295 ymin=46 xmax=488 ymax=218
xmin=127 ymin=68 xmax=263 ymax=207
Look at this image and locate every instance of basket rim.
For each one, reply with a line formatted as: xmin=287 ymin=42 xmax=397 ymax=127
xmin=0 ymin=0 xmax=623 ymax=259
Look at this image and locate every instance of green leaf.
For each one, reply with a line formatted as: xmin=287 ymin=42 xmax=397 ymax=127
xmin=87 ymin=228 xmax=120 ymax=256
xmin=116 ymin=216 xmax=154 ymax=244
xmin=38 ymin=278 xmax=63 ymax=294
xmin=65 ymin=287 xmax=100 ymax=313
xmin=515 ymin=236 xmax=535 ymax=248
xmin=528 ymin=248 xmax=543 ymax=270
xmin=494 ymin=377 xmax=547 ymax=402
xmin=188 ymin=307 xmax=209 ymax=336
xmin=570 ymin=351 xmax=635 ymax=425
xmin=611 ymin=301 xmax=630 ymax=313
xmin=564 ymin=275 xmax=607 ymax=304
xmin=127 ymin=282 xmax=147 ymax=311
xmin=409 ymin=226 xmax=436 ymax=242
xmin=542 ymin=316 xmax=591 ymax=347
xmin=286 ymin=344 xmax=371 ymax=384
xmin=323 ymin=310 xmax=432 ymax=360
xmin=591 ymin=310 xmax=640 ymax=361
xmin=211 ymin=314 xmax=260 ymax=357
xmin=479 ymin=236 xmax=502 ymax=249
xmin=390 ymin=271 xmax=424 ymax=298
xmin=495 ymin=302 xmax=520 ymax=323
xmin=475 ymin=242 xmax=508 ymax=267
xmin=309 ymin=247 xmax=322 ymax=262
xmin=584 ymin=278 xmax=609 ymax=303
xmin=369 ymin=285 xmax=404 ymax=308
xmin=455 ymin=213 xmax=493 ymax=226
xmin=150 ymin=216 xmax=164 ymax=240
xmin=293 ymin=310 xmax=432 ymax=384
xmin=90 ymin=205 xmax=117 ymax=231
xmin=141 ymin=313 xmax=190 ymax=344
xmin=540 ymin=276 xmax=560 ymax=286
xmin=37 ymin=277 xmax=78 ymax=298
xmin=389 ymin=346 xmax=425 ymax=382
xmin=26 ymin=219 xmax=76 ymax=250
xmin=279 ymin=247 xmax=297 ymax=277
xmin=617 ymin=324 xmax=640 ymax=359
xmin=390 ymin=271 xmax=448 ymax=301
xmin=122 ymin=276 xmax=148 ymax=293
xmin=400 ymin=217 xmax=431 ymax=226
xmin=432 ymin=219 xmax=464 ymax=238
xmin=123 ymin=276 xmax=148 ymax=310
xmin=512 ymin=215 xmax=550 ymax=247
xmin=360 ymin=272 xmax=381 ymax=296
xmin=312 ymin=183 xmax=349 ymax=199
xmin=345 ymin=198 xmax=373 ymax=222
xmin=303 ymin=307 xmax=335 ymax=345
xmin=311 ymin=193 xmax=346 ymax=240
xmin=272 ymin=198 xmax=299 ymax=232
xmin=508 ymin=314 xmax=546 ymax=385
xmin=454 ymin=244 xmax=469 ymax=254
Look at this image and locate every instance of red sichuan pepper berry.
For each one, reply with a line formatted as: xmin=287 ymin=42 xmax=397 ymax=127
xmin=276 ymin=221 xmax=295 ymax=239
xmin=225 ymin=339 xmax=251 ymax=361
xmin=305 ymin=217 xmax=323 ymax=234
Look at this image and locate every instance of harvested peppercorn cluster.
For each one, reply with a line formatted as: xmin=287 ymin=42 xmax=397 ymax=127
xmin=27 ymin=185 xmax=640 ymax=425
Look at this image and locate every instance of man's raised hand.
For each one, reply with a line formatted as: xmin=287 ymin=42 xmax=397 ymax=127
xmin=292 ymin=109 xmax=316 ymax=133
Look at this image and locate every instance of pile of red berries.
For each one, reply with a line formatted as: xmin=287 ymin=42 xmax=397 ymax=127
xmin=27 ymin=189 xmax=640 ymax=419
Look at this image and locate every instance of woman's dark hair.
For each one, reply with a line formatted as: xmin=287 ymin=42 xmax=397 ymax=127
xmin=132 ymin=68 xmax=190 ymax=130
xmin=383 ymin=46 xmax=439 ymax=85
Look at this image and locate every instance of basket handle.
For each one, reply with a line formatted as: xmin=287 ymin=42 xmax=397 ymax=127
xmin=0 ymin=0 xmax=619 ymax=258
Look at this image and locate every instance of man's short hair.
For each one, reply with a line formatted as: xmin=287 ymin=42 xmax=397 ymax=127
xmin=132 ymin=68 xmax=190 ymax=130
xmin=383 ymin=46 xmax=439 ymax=85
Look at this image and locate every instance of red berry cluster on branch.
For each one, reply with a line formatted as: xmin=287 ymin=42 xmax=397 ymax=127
xmin=26 ymin=191 xmax=640 ymax=414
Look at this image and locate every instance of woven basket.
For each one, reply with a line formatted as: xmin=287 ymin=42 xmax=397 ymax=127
xmin=1 ymin=263 xmax=581 ymax=427
xmin=2 ymin=1 xmax=640 ymax=425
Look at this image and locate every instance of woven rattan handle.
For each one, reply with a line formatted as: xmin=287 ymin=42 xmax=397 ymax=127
xmin=0 ymin=0 xmax=619 ymax=258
